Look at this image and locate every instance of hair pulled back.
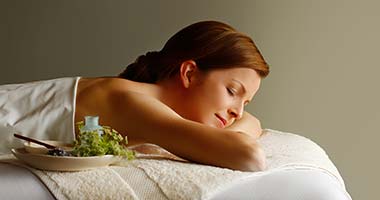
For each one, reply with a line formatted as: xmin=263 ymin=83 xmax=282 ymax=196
xmin=119 ymin=21 xmax=269 ymax=83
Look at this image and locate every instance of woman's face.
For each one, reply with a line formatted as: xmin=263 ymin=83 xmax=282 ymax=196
xmin=181 ymin=67 xmax=261 ymax=128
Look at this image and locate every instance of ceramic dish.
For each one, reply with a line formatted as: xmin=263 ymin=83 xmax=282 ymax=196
xmin=12 ymin=148 xmax=121 ymax=171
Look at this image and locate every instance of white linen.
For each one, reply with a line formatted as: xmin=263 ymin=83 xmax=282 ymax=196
xmin=0 ymin=154 xmax=165 ymax=200
xmin=0 ymin=77 xmax=80 ymax=154
xmin=119 ymin=129 xmax=348 ymax=199
xmin=209 ymin=168 xmax=352 ymax=200
xmin=0 ymin=129 xmax=352 ymax=200
xmin=0 ymin=162 xmax=55 ymax=200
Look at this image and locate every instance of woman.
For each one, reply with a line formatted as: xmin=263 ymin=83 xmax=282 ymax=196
xmin=1 ymin=21 xmax=269 ymax=171
xmin=75 ymin=20 xmax=269 ymax=171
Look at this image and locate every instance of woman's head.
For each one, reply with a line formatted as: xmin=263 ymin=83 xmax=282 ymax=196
xmin=119 ymin=21 xmax=269 ymax=128
xmin=172 ymin=63 xmax=262 ymax=128
xmin=119 ymin=20 xmax=269 ymax=83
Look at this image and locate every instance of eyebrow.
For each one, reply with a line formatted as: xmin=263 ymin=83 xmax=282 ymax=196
xmin=232 ymin=79 xmax=246 ymax=93
xmin=232 ymin=79 xmax=252 ymax=104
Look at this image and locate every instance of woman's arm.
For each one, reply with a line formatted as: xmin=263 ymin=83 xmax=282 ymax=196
xmin=109 ymin=91 xmax=266 ymax=172
xmin=225 ymin=111 xmax=263 ymax=140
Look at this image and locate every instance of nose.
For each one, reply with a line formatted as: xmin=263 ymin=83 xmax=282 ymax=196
xmin=228 ymin=103 xmax=244 ymax=120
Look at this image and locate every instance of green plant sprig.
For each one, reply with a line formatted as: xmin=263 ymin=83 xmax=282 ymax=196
xmin=72 ymin=121 xmax=135 ymax=160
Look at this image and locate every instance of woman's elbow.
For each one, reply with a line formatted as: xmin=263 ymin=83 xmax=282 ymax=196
xmin=236 ymin=143 xmax=267 ymax=172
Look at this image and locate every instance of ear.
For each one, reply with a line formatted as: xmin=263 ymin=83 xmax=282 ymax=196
xmin=179 ymin=60 xmax=198 ymax=88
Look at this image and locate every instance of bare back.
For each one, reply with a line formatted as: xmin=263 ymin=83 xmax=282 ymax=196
xmin=74 ymin=77 xmax=265 ymax=171
xmin=75 ymin=77 xmax=165 ymax=146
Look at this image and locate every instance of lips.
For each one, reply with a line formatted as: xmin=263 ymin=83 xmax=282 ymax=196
xmin=215 ymin=114 xmax=227 ymax=128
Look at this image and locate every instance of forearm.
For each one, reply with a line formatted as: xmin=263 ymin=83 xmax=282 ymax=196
xmin=146 ymin=118 xmax=266 ymax=171
xmin=113 ymin=91 xmax=266 ymax=171
xmin=225 ymin=111 xmax=263 ymax=140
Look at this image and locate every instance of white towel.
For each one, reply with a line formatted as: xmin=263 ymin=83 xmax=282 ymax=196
xmin=0 ymin=129 xmax=347 ymax=200
xmin=116 ymin=129 xmax=346 ymax=200
xmin=0 ymin=154 xmax=162 ymax=200
xmin=258 ymin=129 xmax=344 ymax=185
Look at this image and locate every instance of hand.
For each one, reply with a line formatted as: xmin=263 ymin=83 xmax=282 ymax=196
xmin=225 ymin=111 xmax=262 ymax=139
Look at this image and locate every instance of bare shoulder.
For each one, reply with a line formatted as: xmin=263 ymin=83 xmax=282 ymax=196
xmin=109 ymin=87 xmax=182 ymax=121
xmin=101 ymin=78 xmax=182 ymax=119
xmin=77 ymin=77 xmax=136 ymax=94
xmin=76 ymin=77 xmax=183 ymax=135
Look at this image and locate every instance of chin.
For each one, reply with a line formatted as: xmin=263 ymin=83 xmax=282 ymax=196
xmin=186 ymin=116 xmax=216 ymax=128
xmin=195 ymin=119 xmax=215 ymax=128
xmin=207 ymin=123 xmax=218 ymax=128
xmin=204 ymin=121 xmax=219 ymax=128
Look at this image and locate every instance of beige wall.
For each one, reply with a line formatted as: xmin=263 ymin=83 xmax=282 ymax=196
xmin=249 ymin=1 xmax=379 ymax=199
xmin=2 ymin=0 xmax=378 ymax=199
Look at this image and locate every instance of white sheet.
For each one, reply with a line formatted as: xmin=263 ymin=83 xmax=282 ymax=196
xmin=209 ymin=168 xmax=351 ymax=200
xmin=0 ymin=77 xmax=80 ymax=154
xmin=0 ymin=162 xmax=54 ymax=200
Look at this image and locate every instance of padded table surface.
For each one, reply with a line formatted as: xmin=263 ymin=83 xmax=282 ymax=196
xmin=0 ymin=163 xmax=55 ymax=200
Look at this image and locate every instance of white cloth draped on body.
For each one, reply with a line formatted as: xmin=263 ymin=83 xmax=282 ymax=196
xmin=0 ymin=77 xmax=79 ymax=154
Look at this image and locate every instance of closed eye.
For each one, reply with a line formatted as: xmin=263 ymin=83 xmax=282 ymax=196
xmin=227 ymin=87 xmax=237 ymax=96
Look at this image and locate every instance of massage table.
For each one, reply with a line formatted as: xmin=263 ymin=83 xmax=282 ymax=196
xmin=0 ymin=129 xmax=352 ymax=200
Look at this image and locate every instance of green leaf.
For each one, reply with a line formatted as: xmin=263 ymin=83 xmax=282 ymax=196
xmin=72 ymin=121 xmax=135 ymax=159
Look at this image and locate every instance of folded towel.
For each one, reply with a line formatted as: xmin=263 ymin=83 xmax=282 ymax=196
xmin=0 ymin=154 xmax=164 ymax=200
xmin=258 ymin=129 xmax=344 ymax=185
xmin=0 ymin=129 xmax=347 ymax=200
xmin=115 ymin=129 xmax=346 ymax=200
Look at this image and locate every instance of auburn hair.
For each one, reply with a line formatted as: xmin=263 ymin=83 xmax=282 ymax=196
xmin=119 ymin=21 xmax=269 ymax=83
